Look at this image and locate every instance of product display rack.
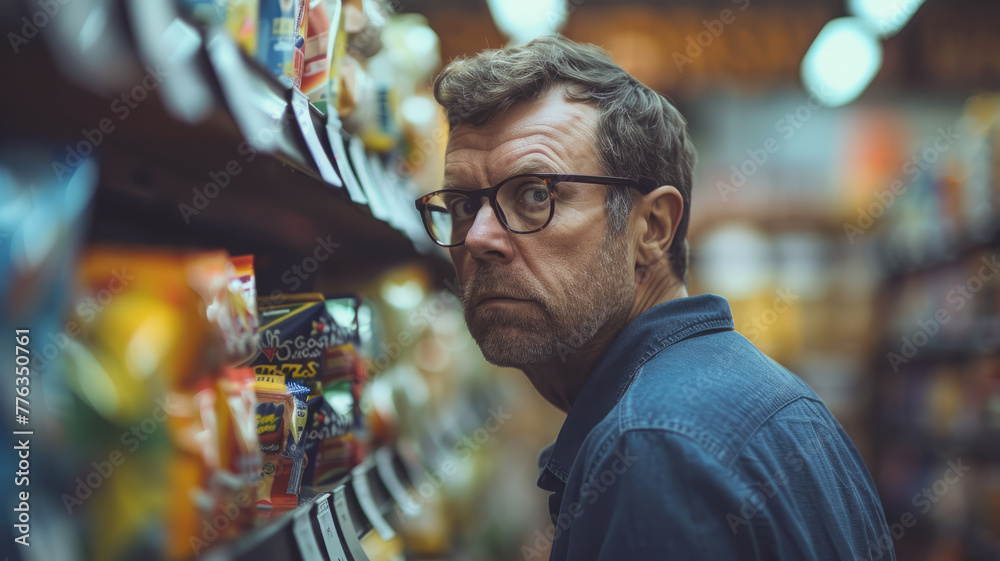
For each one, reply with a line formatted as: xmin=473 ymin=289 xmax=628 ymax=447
xmin=1 ymin=0 xmax=455 ymax=559
xmin=0 ymin=0 xmax=441 ymax=284
xmin=205 ymin=444 xmax=427 ymax=561
xmin=867 ymin=101 xmax=1000 ymax=561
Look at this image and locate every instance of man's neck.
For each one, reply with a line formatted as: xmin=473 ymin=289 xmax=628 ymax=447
xmin=523 ymin=279 xmax=689 ymax=414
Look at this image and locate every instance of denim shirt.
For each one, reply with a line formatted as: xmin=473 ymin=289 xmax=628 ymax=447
xmin=535 ymin=294 xmax=895 ymax=561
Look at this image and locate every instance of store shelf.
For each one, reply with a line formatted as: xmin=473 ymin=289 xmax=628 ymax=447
xmin=0 ymin=0 xmax=439 ymax=282
xmin=879 ymin=223 xmax=1000 ymax=280
xmin=205 ymin=445 xmax=423 ymax=561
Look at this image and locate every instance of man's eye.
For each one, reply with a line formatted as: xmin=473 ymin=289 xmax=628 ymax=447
xmin=449 ymin=198 xmax=477 ymax=219
xmin=520 ymin=186 xmax=550 ymax=205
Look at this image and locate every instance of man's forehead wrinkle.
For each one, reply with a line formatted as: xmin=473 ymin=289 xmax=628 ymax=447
xmin=485 ymin=140 xmax=563 ymax=181
xmin=443 ymin=152 xmax=484 ymax=189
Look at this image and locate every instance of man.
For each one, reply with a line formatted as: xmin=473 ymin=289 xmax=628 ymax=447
xmin=415 ymin=36 xmax=895 ymax=560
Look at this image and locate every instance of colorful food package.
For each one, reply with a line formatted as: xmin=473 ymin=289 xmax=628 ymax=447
xmin=257 ymin=0 xmax=298 ymax=86
xmin=301 ymin=366 xmax=358 ymax=484
xmin=249 ymin=293 xmax=353 ymax=391
xmin=303 ymin=0 xmax=348 ymax=113
xmin=300 ymin=298 xmax=370 ymax=484
xmin=63 ymin=248 xmax=235 ymax=560
xmin=225 ymin=0 xmax=260 ymax=56
xmin=293 ymin=0 xmax=310 ymax=88
xmin=226 ymin=255 xmax=259 ymax=363
xmin=358 ymin=50 xmax=401 ymax=152
xmin=217 ymin=367 xmax=264 ymax=480
xmin=253 ymin=373 xmax=302 ymax=509
xmin=188 ymin=252 xmax=258 ymax=366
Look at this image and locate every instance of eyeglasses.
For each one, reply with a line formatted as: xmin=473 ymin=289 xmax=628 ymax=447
xmin=414 ymin=173 xmax=653 ymax=247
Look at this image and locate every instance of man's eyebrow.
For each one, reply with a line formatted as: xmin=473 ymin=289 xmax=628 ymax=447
xmin=506 ymin=161 xmax=556 ymax=177
xmin=441 ymin=176 xmax=471 ymax=190
xmin=442 ymin=161 xmax=557 ymax=190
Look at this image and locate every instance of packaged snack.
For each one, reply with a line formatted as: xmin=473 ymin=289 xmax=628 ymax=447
xmin=303 ymin=0 xmax=344 ymax=112
xmin=301 ymin=379 xmax=355 ymax=483
xmin=257 ymin=0 xmax=298 ymax=86
xmin=64 ymin=248 xmax=237 ymax=560
xmin=224 ymin=0 xmax=260 ymax=55
xmin=286 ymin=381 xmax=311 ymax=492
xmin=217 ymin=367 xmax=263 ymax=480
xmin=293 ymin=0 xmax=310 ymax=88
xmin=189 ymin=252 xmax=258 ymax=366
xmin=254 ymin=373 xmax=299 ymax=509
xmin=250 ymin=293 xmax=352 ymax=391
xmin=226 ymin=255 xmax=259 ymax=364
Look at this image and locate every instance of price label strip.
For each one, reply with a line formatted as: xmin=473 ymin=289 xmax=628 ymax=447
xmin=205 ymin=33 xmax=281 ymax=153
xmin=326 ymin=119 xmax=368 ymax=204
xmin=348 ymin=136 xmax=390 ymax=221
xmin=316 ymin=494 xmax=349 ymax=561
xmin=290 ymin=89 xmax=343 ymax=187
xmin=292 ymin=505 xmax=324 ymax=561
xmin=351 ymin=463 xmax=395 ymax=541
xmin=396 ymin=438 xmax=433 ymax=490
xmin=374 ymin=448 xmax=420 ymax=518
xmin=332 ymin=486 xmax=371 ymax=561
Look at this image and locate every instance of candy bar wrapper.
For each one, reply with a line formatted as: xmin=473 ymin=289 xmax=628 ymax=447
xmin=254 ymin=374 xmax=299 ymax=509
xmin=218 ymin=367 xmax=263 ymax=480
xmin=285 ymin=382 xmax=310 ymax=494
xmin=250 ymin=293 xmax=351 ymax=392
xmin=301 ymin=380 xmax=357 ymax=485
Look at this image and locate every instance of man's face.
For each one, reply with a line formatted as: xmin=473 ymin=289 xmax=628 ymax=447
xmin=444 ymin=88 xmax=636 ymax=368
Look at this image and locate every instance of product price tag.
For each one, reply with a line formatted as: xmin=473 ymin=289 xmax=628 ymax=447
xmin=348 ymin=136 xmax=390 ymax=221
xmin=316 ymin=495 xmax=349 ymax=561
xmin=292 ymin=506 xmax=324 ymax=561
xmin=351 ymin=463 xmax=395 ymax=541
xmin=126 ymin=0 xmax=213 ymax=124
xmin=396 ymin=438 xmax=433 ymax=489
xmin=332 ymin=486 xmax=371 ymax=561
xmin=290 ymin=89 xmax=342 ymax=187
xmin=326 ymin=119 xmax=368 ymax=204
xmin=375 ymin=448 xmax=420 ymax=518
xmin=366 ymin=152 xmax=406 ymax=231
xmin=333 ymin=486 xmax=370 ymax=561
xmin=205 ymin=34 xmax=280 ymax=153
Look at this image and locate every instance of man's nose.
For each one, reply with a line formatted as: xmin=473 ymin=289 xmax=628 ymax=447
xmin=464 ymin=197 xmax=514 ymax=263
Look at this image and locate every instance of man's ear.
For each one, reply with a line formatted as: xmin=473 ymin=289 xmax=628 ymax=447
xmin=633 ymin=185 xmax=684 ymax=268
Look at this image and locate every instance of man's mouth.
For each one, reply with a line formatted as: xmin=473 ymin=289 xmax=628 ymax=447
xmin=472 ymin=293 xmax=533 ymax=307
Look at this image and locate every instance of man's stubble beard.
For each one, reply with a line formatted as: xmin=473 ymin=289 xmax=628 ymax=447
xmin=460 ymin=233 xmax=635 ymax=369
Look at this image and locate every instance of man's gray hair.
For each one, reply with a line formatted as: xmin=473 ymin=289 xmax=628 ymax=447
xmin=434 ymin=35 xmax=697 ymax=284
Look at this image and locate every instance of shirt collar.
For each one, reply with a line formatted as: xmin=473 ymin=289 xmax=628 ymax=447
xmin=536 ymin=293 xmax=735 ymax=491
